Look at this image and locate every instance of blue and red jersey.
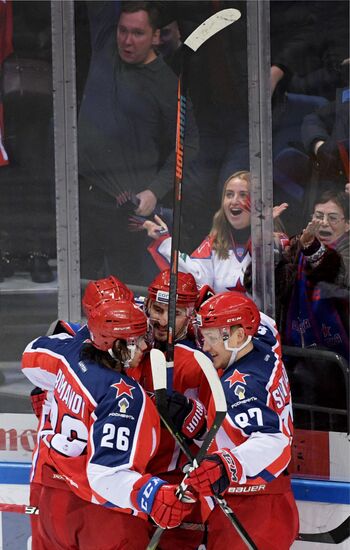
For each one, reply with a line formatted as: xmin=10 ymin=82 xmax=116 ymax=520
xmin=22 ymin=328 xmax=160 ymax=517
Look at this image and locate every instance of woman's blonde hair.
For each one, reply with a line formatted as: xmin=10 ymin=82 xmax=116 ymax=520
xmin=209 ymin=170 xmax=251 ymax=260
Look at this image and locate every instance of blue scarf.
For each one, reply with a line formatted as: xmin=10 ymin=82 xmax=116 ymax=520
xmin=286 ymin=254 xmax=349 ymax=361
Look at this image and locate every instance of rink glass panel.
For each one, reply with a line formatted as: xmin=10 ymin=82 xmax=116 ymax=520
xmin=0 ymin=1 xmax=348 ymax=482
xmin=0 ymin=0 xmax=57 ymax=415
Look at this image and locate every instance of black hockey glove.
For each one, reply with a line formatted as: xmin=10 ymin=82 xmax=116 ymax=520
xmin=166 ymin=390 xmax=206 ymax=440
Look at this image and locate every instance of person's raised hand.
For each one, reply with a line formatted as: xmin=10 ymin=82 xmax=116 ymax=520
xmin=135 ymin=189 xmax=157 ymax=217
xmin=273 ymin=202 xmax=288 ymax=219
xmin=143 ymin=215 xmax=169 ymax=239
xmin=300 ymin=219 xmax=321 ymax=249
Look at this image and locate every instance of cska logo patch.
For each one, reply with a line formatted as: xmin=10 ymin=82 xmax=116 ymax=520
xmin=225 ymin=369 xmax=250 ymax=388
xmin=111 ymin=379 xmax=135 ymax=398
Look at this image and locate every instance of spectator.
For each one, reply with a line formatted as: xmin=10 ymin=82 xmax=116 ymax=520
xmin=301 ymin=82 xmax=349 ymax=190
xmin=287 ymin=1 xmax=349 ymax=101
xmin=185 ymin=291 xmax=299 ymax=550
xmin=78 ymin=0 xmax=198 ymax=284
xmin=157 ymin=19 xmax=181 ymax=63
xmin=22 ymin=298 xmax=194 ymax=549
xmin=276 ymin=190 xmax=349 ymax=362
xmin=143 ymin=170 xmax=288 ymax=293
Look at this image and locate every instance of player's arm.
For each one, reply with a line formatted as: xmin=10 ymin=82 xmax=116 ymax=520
xmin=87 ymin=380 xmax=195 ymax=528
xmin=186 ymin=376 xmax=292 ymax=496
xmin=21 ymin=335 xmax=70 ymax=391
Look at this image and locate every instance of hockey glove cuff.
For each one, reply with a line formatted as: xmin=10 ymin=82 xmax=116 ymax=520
xmin=131 ymin=475 xmax=194 ymax=529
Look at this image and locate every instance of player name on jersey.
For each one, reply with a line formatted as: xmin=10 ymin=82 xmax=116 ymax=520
xmin=55 ymin=369 xmax=86 ymax=418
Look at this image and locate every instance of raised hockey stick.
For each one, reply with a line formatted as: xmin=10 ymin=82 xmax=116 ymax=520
xmin=147 ymin=349 xmax=258 ymax=550
xmin=298 ymin=516 xmax=350 ymax=544
xmin=0 ymin=503 xmax=39 ymax=515
xmin=166 ymin=8 xmax=241 ymax=394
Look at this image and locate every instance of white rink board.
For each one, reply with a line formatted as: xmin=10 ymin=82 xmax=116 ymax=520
xmin=0 ymin=414 xmax=37 ymax=463
xmin=0 ymin=482 xmax=349 ymax=550
xmin=292 ymin=501 xmax=350 ymax=550
xmin=0 ymin=485 xmax=31 ymax=550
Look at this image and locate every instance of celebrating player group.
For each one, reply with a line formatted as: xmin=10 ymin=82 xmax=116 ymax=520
xmin=21 ymin=270 xmax=299 ymax=550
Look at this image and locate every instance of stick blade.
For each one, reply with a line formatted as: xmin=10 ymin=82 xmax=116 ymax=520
xmin=298 ymin=516 xmax=350 ymax=544
xmin=194 ymin=351 xmax=227 ymax=413
xmin=184 ymin=9 xmax=241 ymax=52
xmin=150 ymin=348 xmax=167 ymax=391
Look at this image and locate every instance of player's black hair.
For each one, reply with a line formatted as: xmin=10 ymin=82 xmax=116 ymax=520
xmin=81 ymin=341 xmax=130 ymax=372
xmin=121 ymin=1 xmax=161 ymax=30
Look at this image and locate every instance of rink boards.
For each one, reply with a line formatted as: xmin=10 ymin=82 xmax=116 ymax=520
xmin=0 ymin=414 xmax=349 ymax=549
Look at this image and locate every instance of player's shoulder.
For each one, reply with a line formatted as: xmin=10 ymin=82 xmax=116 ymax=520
xmin=80 ymin=362 xmax=144 ymax=406
xmin=175 ymin=338 xmax=198 ymax=352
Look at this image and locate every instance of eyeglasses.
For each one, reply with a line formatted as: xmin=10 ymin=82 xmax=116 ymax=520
xmin=312 ymin=211 xmax=345 ymax=224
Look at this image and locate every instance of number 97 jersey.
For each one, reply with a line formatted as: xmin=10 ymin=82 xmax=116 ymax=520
xmin=208 ymin=318 xmax=293 ymax=492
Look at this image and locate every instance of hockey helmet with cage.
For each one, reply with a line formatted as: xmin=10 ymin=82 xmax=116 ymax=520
xmin=197 ymin=291 xmax=260 ymax=336
xmin=87 ymin=299 xmax=147 ymax=352
xmin=82 ymin=276 xmax=134 ymax=317
xmin=147 ymin=269 xmax=198 ymax=308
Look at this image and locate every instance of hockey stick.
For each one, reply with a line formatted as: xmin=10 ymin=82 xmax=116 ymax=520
xmin=0 ymin=503 xmax=39 ymax=515
xmin=147 ymin=349 xmax=258 ymax=550
xmin=298 ymin=516 xmax=350 ymax=544
xmin=166 ymin=8 xmax=241 ymax=394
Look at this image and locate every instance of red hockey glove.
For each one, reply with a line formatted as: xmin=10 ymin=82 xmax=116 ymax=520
xmin=186 ymin=449 xmax=243 ymax=496
xmin=166 ymin=391 xmax=206 ymax=440
xmin=30 ymin=387 xmax=47 ymax=419
xmin=131 ymin=475 xmax=194 ymax=529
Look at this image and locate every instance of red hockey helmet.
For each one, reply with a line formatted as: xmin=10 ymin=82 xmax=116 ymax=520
xmin=82 ymin=276 xmax=134 ymax=317
xmin=197 ymin=291 xmax=260 ymax=336
xmin=147 ymin=270 xmax=198 ymax=308
xmin=87 ymin=299 xmax=147 ymax=351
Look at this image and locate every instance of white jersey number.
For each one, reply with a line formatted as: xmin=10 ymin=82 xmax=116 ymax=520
xmin=101 ymin=423 xmax=130 ymax=451
xmin=234 ymin=407 xmax=264 ymax=429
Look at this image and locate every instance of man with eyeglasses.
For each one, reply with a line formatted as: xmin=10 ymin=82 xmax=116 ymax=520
xmin=276 ymin=189 xmax=349 ymax=361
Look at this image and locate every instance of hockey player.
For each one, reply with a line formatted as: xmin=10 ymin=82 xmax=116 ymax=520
xmin=82 ymin=274 xmax=134 ymax=316
xmin=185 ymin=291 xmax=299 ymax=550
xmin=132 ymin=269 xmax=209 ymax=470
xmin=131 ymin=269 xmax=212 ymax=548
xmin=22 ymin=299 xmax=194 ymax=549
xmin=27 ymin=276 xmax=148 ymax=549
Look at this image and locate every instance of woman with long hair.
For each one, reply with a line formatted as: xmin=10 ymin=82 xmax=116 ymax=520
xmin=144 ymin=170 xmax=288 ymax=293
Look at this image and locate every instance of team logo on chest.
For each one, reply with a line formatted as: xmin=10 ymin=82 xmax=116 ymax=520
xmin=111 ymin=380 xmax=135 ymax=398
xmin=225 ymin=369 xmax=250 ymax=388
xmin=118 ymin=397 xmax=130 ymax=413
xmin=234 ymin=384 xmax=246 ymax=400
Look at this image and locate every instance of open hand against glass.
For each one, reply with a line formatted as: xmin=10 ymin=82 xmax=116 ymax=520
xmin=143 ymin=214 xmax=169 ymax=239
xmin=273 ymin=202 xmax=288 ymax=219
